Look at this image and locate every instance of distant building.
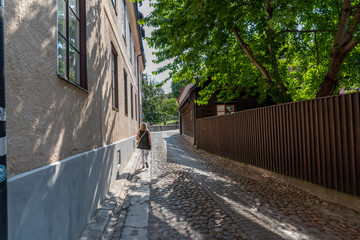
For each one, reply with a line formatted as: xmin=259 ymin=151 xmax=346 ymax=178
xmin=177 ymin=83 xmax=273 ymax=145
xmin=6 ymin=0 xmax=145 ymax=239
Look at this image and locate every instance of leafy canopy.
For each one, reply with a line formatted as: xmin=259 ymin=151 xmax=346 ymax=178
xmin=142 ymin=0 xmax=360 ymax=104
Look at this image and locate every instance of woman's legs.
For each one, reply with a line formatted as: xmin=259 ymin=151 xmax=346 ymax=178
xmin=140 ymin=149 xmax=150 ymax=168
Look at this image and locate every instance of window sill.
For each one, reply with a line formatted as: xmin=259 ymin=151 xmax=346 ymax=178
xmin=57 ymin=74 xmax=89 ymax=94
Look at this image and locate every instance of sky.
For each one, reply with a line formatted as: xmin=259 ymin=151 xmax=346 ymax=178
xmin=139 ymin=0 xmax=172 ymax=94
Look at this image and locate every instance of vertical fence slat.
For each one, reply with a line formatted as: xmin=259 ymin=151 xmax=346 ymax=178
xmin=334 ymin=96 xmax=344 ymax=192
xmin=353 ymin=93 xmax=360 ymax=196
xmin=314 ymin=100 xmax=321 ymax=185
xmin=277 ymin=106 xmax=282 ymax=173
xmin=318 ymin=100 xmax=326 ymax=186
xmin=300 ymin=101 xmax=307 ymax=180
xmin=347 ymin=94 xmax=357 ymax=196
xmin=323 ymin=98 xmax=332 ymax=188
xmin=273 ymin=107 xmax=278 ymax=173
xmin=341 ymin=95 xmax=350 ymax=194
xmin=297 ymin=102 xmax=304 ymax=180
xmin=250 ymin=111 xmax=255 ymax=164
xmin=292 ymin=103 xmax=299 ymax=178
xmin=308 ymin=101 xmax=315 ymax=183
xmin=328 ymin=98 xmax=338 ymax=190
xmin=280 ymin=105 xmax=286 ymax=175
xmin=262 ymin=108 xmax=269 ymax=170
xmin=195 ymin=92 xmax=360 ymax=197
xmin=304 ymin=102 xmax=311 ymax=182
xmin=285 ymin=104 xmax=291 ymax=176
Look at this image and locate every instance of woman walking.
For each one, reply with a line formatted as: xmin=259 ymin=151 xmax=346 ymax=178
xmin=136 ymin=122 xmax=152 ymax=168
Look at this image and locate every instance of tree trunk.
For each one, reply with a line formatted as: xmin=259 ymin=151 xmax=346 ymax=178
xmin=316 ymin=0 xmax=360 ymax=97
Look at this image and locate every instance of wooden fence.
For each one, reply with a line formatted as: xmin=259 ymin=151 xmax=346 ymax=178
xmin=196 ymin=92 xmax=360 ymax=197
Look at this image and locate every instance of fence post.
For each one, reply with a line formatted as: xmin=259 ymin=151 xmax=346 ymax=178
xmin=0 ymin=1 xmax=8 ymax=239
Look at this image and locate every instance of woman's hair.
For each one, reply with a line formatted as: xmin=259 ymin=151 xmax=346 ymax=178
xmin=140 ymin=122 xmax=147 ymax=131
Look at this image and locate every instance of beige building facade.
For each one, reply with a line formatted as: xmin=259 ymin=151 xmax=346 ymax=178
xmin=5 ymin=0 xmax=146 ymax=239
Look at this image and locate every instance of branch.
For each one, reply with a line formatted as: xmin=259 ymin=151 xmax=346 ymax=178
xmin=332 ymin=0 xmax=351 ymax=49
xmin=233 ymin=27 xmax=271 ymax=82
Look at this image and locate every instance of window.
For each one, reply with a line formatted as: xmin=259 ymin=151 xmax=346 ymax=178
xmin=111 ymin=45 xmax=119 ymax=109
xmin=217 ymin=104 xmax=235 ymax=116
xmin=130 ymin=84 xmax=134 ymax=118
xmin=57 ymin=0 xmax=87 ymax=89
xmin=122 ymin=0 xmax=126 ymax=39
xmin=135 ymin=93 xmax=138 ymax=120
xmin=134 ymin=46 xmax=137 ymax=74
xmin=124 ymin=71 xmax=128 ymax=115
xmin=129 ymin=27 xmax=132 ymax=62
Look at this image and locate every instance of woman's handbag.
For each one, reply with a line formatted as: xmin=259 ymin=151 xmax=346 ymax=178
xmin=137 ymin=130 xmax=148 ymax=147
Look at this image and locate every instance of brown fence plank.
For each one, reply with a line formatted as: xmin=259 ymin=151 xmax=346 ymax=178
xmin=285 ymin=104 xmax=291 ymax=176
xmin=340 ymin=95 xmax=350 ymax=194
xmin=295 ymin=103 xmax=304 ymax=179
xmin=328 ymin=98 xmax=338 ymax=190
xmin=348 ymin=94 xmax=357 ymax=196
xmin=334 ymin=97 xmax=344 ymax=192
xmin=353 ymin=93 xmax=360 ymax=196
xmin=323 ymin=98 xmax=332 ymax=188
xmin=195 ymin=92 xmax=360 ymax=197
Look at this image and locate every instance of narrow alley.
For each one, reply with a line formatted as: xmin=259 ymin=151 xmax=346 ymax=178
xmin=80 ymin=130 xmax=360 ymax=240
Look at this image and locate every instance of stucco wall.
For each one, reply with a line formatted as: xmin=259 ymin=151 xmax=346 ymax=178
xmin=8 ymin=136 xmax=136 ymax=240
xmin=5 ymin=0 xmax=142 ymax=177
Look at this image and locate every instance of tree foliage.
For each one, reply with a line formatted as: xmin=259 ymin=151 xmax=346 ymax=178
xmin=142 ymin=74 xmax=178 ymax=124
xmin=168 ymin=79 xmax=187 ymax=99
xmin=142 ymin=0 xmax=360 ymax=104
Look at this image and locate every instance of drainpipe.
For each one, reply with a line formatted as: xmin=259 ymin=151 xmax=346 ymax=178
xmin=137 ymin=53 xmax=142 ymax=127
xmin=0 ymin=1 xmax=8 ymax=239
xmin=190 ymin=94 xmax=196 ymax=148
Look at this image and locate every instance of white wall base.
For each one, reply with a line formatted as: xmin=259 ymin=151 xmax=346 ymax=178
xmin=8 ymin=136 xmax=136 ymax=240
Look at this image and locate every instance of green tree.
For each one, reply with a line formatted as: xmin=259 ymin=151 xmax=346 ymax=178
xmin=142 ymin=0 xmax=360 ymax=104
xmin=142 ymin=74 xmax=165 ymax=124
xmin=161 ymin=98 xmax=178 ymax=124
xmin=169 ymin=79 xmax=187 ymax=99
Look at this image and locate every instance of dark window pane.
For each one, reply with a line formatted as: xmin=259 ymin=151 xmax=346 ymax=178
xmin=69 ymin=10 xmax=80 ymax=50
xmin=57 ymin=0 xmax=67 ymax=36
xmin=69 ymin=0 xmax=79 ymax=16
xmin=122 ymin=0 xmax=126 ymax=37
xmin=57 ymin=35 xmax=67 ymax=77
xmin=69 ymin=46 xmax=80 ymax=84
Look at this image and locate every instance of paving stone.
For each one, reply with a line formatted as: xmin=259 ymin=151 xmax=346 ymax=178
xmin=80 ymin=131 xmax=360 ymax=240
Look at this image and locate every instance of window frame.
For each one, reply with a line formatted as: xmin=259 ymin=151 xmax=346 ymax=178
xmin=135 ymin=93 xmax=138 ymax=120
xmin=216 ymin=104 xmax=235 ymax=116
xmin=129 ymin=27 xmax=132 ymax=63
xmin=57 ymin=0 xmax=88 ymax=90
xmin=111 ymin=44 xmax=119 ymax=110
xmin=130 ymin=84 xmax=134 ymax=119
xmin=124 ymin=70 xmax=128 ymax=116
xmin=122 ymin=0 xmax=126 ymax=40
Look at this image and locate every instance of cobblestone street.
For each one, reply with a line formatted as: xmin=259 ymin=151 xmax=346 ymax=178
xmin=148 ymin=131 xmax=360 ymax=240
xmin=80 ymin=130 xmax=360 ymax=240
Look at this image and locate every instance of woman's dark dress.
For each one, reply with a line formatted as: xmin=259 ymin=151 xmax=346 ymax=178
xmin=137 ymin=130 xmax=151 ymax=150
